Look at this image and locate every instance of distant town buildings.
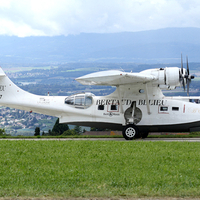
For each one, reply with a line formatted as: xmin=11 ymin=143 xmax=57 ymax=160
xmin=0 ymin=107 xmax=56 ymax=136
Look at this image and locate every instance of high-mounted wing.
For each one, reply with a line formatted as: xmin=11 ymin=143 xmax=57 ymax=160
xmin=76 ymin=70 xmax=156 ymax=86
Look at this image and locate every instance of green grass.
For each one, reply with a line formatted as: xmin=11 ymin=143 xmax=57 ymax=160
xmin=0 ymin=140 xmax=200 ymax=198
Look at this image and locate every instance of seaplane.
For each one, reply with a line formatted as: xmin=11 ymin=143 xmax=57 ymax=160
xmin=0 ymin=57 xmax=198 ymax=140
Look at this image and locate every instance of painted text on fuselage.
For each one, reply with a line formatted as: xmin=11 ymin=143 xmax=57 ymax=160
xmin=96 ymin=99 xmax=131 ymax=106
xmin=138 ymin=99 xmax=164 ymax=106
xmin=96 ymin=99 xmax=165 ymax=106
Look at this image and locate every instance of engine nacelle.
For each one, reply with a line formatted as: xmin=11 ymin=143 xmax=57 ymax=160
xmin=140 ymin=67 xmax=181 ymax=90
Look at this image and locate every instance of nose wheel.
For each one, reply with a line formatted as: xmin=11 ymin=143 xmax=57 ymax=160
xmin=122 ymin=124 xmax=139 ymax=140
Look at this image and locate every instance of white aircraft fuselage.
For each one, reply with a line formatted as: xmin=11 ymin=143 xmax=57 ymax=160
xmin=0 ymin=66 xmax=199 ymax=140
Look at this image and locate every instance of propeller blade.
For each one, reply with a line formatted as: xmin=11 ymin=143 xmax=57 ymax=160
xmin=181 ymin=53 xmax=183 ymax=74
xmin=182 ymin=78 xmax=186 ymax=91
xmin=179 ymin=54 xmax=194 ymax=95
xmin=187 ymin=79 xmax=190 ymax=96
xmin=186 ymin=56 xmax=189 ymax=75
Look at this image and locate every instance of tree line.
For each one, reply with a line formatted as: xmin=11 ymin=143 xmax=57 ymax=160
xmin=34 ymin=118 xmax=82 ymax=136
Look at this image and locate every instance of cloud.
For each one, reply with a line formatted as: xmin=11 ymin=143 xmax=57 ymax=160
xmin=0 ymin=0 xmax=200 ymax=37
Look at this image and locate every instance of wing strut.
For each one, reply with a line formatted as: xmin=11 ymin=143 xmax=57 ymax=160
xmin=116 ymin=86 xmax=124 ymax=114
xmin=131 ymin=101 xmax=136 ymax=119
xmin=145 ymin=83 xmax=151 ymax=115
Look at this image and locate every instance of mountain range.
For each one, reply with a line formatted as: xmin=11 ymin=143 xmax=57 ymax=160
xmin=0 ymin=27 xmax=200 ymax=64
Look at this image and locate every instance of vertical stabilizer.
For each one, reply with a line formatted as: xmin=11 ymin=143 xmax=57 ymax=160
xmin=0 ymin=67 xmax=6 ymax=77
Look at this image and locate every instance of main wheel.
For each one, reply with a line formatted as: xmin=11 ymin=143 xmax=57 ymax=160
xmin=122 ymin=124 xmax=139 ymax=140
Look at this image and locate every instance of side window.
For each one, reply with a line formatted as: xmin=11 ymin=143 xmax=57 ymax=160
xmin=172 ymin=107 xmax=179 ymax=111
xmin=98 ymin=105 xmax=104 ymax=110
xmin=160 ymin=106 xmax=168 ymax=111
xmin=159 ymin=106 xmax=169 ymax=114
xmin=111 ymin=105 xmax=118 ymax=110
xmin=107 ymin=104 xmax=119 ymax=112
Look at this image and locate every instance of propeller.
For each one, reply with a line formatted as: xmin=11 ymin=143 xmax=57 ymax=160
xmin=180 ymin=54 xmax=186 ymax=91
xmin=179 ymin=54 xmax=195 ymax=96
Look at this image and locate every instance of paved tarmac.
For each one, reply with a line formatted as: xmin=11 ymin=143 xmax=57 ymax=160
xmin=143 ymin=138 xmax=200 ymax=142
xmin=1 ymin=137 xmax=200 ymax=142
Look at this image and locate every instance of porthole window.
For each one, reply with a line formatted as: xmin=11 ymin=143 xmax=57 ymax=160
xmin=139 ymin=89 xmax=144 ymax=93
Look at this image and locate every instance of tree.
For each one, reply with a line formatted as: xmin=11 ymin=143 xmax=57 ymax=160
xmin=48 ymin=129 xmax=52 ymax=135
xmin=34 ymin=127 xmax=40 ymax=136
xmin=62 ymin=129 xmax=77 ymax=136
xmin=74 ymin=125 xmax=81 ymax=134
xmin=0 ymin=128 xmax=7 ymax=136
xmin=52 ymin=118 xmax=69 ymax=135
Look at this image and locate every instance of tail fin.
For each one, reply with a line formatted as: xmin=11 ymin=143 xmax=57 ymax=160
xmin=0 ymin=67 xmax=30 ymax=107
xmin=0 ymin=67 xmax=6 ymax=77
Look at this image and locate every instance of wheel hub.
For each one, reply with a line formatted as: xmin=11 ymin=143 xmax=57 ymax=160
xmin=125 ymin=127 xmax=136 ymax=137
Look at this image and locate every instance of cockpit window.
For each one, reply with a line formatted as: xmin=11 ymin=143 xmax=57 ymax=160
xmin=65 ymin=93 xmax=94 ymax=109
xmin=190 ymin=99 xmax=200 ymax=104
xmin=85 ymin=96 xmax=93 ymax=106
xmin=75 ymin=95 xmax=85 ymax=106
xmin=65 ymin=96 xmax=74 ymax=105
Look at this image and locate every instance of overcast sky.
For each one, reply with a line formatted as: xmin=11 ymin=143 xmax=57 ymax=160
xmin=0 ymin=0 xmax=200 ymax=37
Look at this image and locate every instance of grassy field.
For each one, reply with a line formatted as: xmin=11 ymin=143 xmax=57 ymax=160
xmin=0 ymin=140 xmax=200 ymax=198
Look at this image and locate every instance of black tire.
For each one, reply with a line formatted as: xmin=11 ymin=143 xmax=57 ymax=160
xmin=122 ymin=124 xmax=139 ymax=140
xmin=141 ymin=132 xmax=149 ymax=138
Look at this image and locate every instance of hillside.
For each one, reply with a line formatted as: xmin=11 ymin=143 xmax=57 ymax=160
xmin=0 ymin=27 xmax=200 ymax=64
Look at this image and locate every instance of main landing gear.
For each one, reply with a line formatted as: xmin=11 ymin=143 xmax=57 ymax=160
xmin=122 ymin=124 xmax=149 ymax=140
